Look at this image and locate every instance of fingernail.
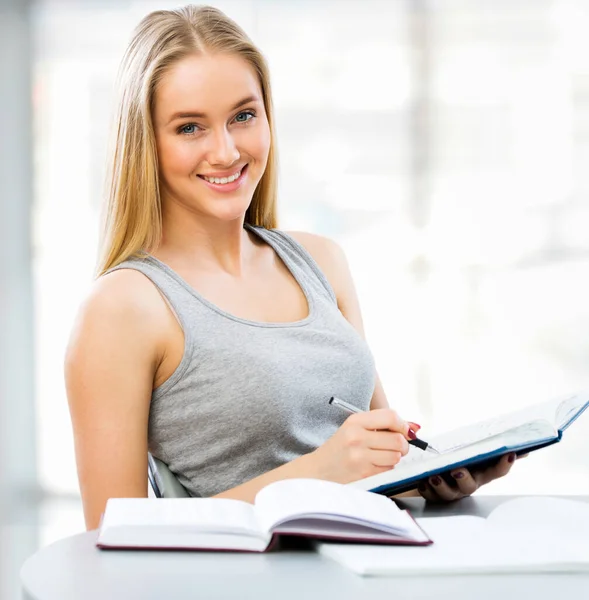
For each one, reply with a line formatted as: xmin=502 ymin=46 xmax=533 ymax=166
xmin=452 ymin=471 xmax=464 ymax=479
xmin=431 ymin=476 xmax=441 ymax=486
xmin=409 ymin=422 xmax=422 ymax=431
xmin=408 ymin=428 xmax=417 ymax=440
xmin=508 ymin=453 xmax=516 ymax=463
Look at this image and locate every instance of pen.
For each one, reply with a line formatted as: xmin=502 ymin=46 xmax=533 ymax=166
xmin=329 ymin=396 xmax=440 ymax=455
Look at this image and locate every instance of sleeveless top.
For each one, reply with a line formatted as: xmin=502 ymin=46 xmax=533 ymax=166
xmin=105 ymin=225 xmax=376 ymax=497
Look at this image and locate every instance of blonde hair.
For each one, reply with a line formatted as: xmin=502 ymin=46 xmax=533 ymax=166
xmin=97 ymin=5 xmax=278 ymax=276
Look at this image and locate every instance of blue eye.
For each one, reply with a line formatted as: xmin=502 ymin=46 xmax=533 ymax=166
xmin=234 ymin=110 xmax=255 ymax=123
xmin=179 ymin=123 xmax=199 ymax=135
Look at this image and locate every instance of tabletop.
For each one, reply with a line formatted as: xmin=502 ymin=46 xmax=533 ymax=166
xmin=20 ymin=495 xmax=589 ymax=600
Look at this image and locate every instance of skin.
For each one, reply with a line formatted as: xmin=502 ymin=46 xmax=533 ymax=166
xmin=66 ymin=52 xmax=519 ymax=531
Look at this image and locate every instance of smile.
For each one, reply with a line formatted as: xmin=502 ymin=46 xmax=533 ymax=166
xmin=201 ymin=168 xmax=242 ymax=185
xmin=197 ymin=164 xmax=248 ymax=192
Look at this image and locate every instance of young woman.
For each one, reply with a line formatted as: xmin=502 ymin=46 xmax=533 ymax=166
xmin=65 ymin=5 xmax=518 ymax=530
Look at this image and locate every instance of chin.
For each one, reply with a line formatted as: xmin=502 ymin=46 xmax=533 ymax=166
xmin=205 ymin=200 xmax=254 ymax=222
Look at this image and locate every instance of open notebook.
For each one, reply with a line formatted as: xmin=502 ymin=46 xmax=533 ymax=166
xmin=351 ymin=391 xmax=589 ymax=496
xmin=319 ymin=496 xmax=589 ymax=575
xmin=96 ymin=479 xmax=431 ymax=552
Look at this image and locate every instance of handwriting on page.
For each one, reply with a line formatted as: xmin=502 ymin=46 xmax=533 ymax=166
xmin=430 ymin=415 xmax=551 ymax=454
xmin=555 ymin=394 xmax=587 ymax=430
xmin=399 ymin=418 xmax=551 ymax=468
xmin=399 ymin=446 xmax=432 ymax=465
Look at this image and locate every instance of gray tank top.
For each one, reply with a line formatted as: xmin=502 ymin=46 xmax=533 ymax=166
xmin=106 ymin=225 xmax=375 ymax=497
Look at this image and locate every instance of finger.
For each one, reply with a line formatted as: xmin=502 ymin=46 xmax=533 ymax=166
xmin=473 ymin=452 xmax=516 ymax=487
xmin=369 ymin=449 xmax=404 ymax=469
xmin=366 ymin=431 xmax=409 ymax=455
xmin=416 ymin=481 xmax=444 ymax=503
xmin=356 ymin=409 xmax=410 ymax=437
xmin=449 ymin=468 xmax=479 ymax=496
xmin=426 ymin=474 xmax=463 ymax=502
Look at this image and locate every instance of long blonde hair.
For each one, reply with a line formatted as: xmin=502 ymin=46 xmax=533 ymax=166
xmin=97 ymin=5 xmax=278 ymax=276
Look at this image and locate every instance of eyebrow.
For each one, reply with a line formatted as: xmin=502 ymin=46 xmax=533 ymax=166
xmin=167 ymin=95 xmax=260 ymax=124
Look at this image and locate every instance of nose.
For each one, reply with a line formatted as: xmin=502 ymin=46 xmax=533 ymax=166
xmin=206 ymin=127 xmax=240 ymax=167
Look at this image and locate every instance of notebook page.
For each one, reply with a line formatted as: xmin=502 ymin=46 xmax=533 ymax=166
xmin=318 ymin=516 xmax=509 ymax=576
xmin=319 ymin=507 xmax=589 ymax=575
xmin=101 ymin=498 xmax=262 ymax=537
xmin=397 ymin=419 xmax=553 ymax=472
xmin=404 ymin=393 xmax=587 ymax=460
xmin=487 ymin=496 xmax=589 ymax=540
xmin=351 ymin=419 xmax=554 ymax=492
xmin=253 ymin=479 xmax=416 ymax=536
xmin=429 ymin=410 xmax=557 ymax=454
xmin=476 ymin=497 xmax=589 ymax=569
xmin=554 ymin=392 xmax=589 ymax=430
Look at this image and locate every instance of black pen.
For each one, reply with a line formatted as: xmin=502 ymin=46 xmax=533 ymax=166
xmin=329 ymin=396 xmax=440 ymax=455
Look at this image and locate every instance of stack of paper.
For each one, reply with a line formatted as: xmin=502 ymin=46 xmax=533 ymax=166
xmin=318 ymin=497 xmax=589 ymax=575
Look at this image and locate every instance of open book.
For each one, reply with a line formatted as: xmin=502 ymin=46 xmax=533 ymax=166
xmin=351 ymin=391 xmax=589 ymax=496
xmin=318 ymin=496 xmax=589 ymax=575
xmin=96 ymin=478 xmax=431 ymax=552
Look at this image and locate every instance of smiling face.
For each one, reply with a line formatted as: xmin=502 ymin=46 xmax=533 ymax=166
xmin=153 ymin=52 xmax=271 ymax=224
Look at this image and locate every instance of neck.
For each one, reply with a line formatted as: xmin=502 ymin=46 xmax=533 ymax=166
xmin=154 ymin=208 xmax=255 ymax=277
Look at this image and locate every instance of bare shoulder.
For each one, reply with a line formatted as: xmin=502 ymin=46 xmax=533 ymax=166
xmin=94 ymin=267 xmax=162 ymax=305
xmin=284 ymin=230 xmax=344 ymax=262
xmin=66 ymin=267 xmax=171 ymax=365
xmin=65 ymin=268 xmax=170 ymax=529
xmin=284 ymin=230 xmax=349 ymax=298
xmin=82 ymin=268 xmax=167 ymax=326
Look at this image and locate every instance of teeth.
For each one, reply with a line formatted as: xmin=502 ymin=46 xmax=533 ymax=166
xmin=202 ymin=168 xmax=242 ymax=185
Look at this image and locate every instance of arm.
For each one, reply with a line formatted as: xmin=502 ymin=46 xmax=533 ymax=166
xmin=214 ymin=408 xmax=411 ymax=503
xmin=65 ymin=270 xmax=169 ymax=530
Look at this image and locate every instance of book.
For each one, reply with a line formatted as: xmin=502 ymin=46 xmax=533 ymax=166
xmin=350 ymin=391 xmax=589 ymax=496
xmin=318 ymin=496 xmax=589 ymax=575
xmin=96 ymin=478 xmax=431 ymax=552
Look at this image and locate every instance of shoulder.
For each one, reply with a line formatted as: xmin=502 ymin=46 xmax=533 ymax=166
xmin=67 ymin=267 xmax=170 ymax=361
xmin=283 ymin=230 xmax=350 ymax=301
xmin=284 ymin=228 xmax=342 ymax=255
xmin=283 ymin=230 xmax=366 ymax=334
xmin=283 ymin=230 xmax=347 ymax=265
xmin=88 ymin=267 xmax=166 ymax=323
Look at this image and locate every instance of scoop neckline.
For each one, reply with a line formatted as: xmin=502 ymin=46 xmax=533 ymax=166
xmin=145 ymin=224 xmax=317 ymax=329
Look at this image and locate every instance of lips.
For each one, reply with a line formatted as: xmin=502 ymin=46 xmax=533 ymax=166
xmin=197 ymin=164 xmax=249 ymax=192
xmin=197 ymin=164 xmax=247 ymax=184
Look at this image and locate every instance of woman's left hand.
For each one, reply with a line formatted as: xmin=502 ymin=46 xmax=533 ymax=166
xmin=417 ymin=452 xmax=524 ymax=503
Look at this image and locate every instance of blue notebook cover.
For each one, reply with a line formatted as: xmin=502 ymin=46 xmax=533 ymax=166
xmin=350 ymin=392 xmax=589 ymax=497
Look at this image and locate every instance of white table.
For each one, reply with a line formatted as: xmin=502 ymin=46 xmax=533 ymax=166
xmin=20 ymin=496 xmax=589 ymax=600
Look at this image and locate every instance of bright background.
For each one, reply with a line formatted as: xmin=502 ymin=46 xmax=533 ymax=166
xmin=3 ymin=0 xmax=589 ymax=596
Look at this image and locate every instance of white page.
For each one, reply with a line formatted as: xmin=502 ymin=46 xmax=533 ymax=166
xmin=487 ymin=496 xmax=589 ymax=539
xmin=318 ymin=497 xmax=589 ymax=575
xmin=253 ymin=478 xmax=422 ymax=538
xmin=429 ymin=408 xmax=557 ymax=454
xmin=429 ymin=392 xmax=589 ymax=454
xmin=98 ymin=528 xmax=271 ymax=552
xmin=319 ymin=517 xmax=505 ymax=576
xmin=352 ymin=419 xmax=553 ymax=493
xmin=555 ymin=392 xmax=589 ymax=430
xmin=483 ymin=497 xmax=589 ymax=567
xmin=101 ymin=497 xmax=262 ymax=538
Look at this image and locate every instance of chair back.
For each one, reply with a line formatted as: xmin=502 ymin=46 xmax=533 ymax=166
xmin=147 ymin=453 xmax=190 ymax=498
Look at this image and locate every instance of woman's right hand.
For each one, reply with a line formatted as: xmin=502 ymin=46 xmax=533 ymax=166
xmin=309 ymin=408 xmax=416 ymax=484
